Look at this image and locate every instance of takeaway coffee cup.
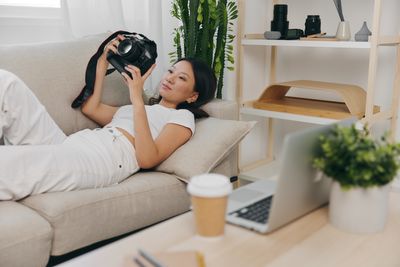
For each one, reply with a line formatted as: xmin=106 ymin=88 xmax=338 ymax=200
xmin=187 ymin=173 xmax=232 ymax=237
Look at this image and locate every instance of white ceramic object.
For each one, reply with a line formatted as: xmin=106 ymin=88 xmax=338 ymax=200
xmin=336 ymin=21 xmax=351 ymax=41
xmin=329 ymin=181 xmax=390 ymax=234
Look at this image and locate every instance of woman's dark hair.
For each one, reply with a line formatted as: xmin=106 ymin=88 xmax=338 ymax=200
xmin=149 ymin=57 xmax=216 ymax=119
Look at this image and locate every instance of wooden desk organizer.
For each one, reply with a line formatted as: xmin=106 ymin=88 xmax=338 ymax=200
xmin=253 ymin=80 xmax=380 ymax=119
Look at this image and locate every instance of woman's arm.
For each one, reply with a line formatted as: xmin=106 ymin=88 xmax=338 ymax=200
xmin=81 ymin=36 xmax=123 ymax=126
xmin=122 ymin=65 xmax=192 ymax=169
xmin=133 ymin=106 xmax=192 ymax=169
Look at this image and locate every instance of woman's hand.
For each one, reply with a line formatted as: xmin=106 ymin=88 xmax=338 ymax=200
xmin=122 ymin=64 xmax=156 ymax=104
xmin=98 ymin=34 xmax=125 ymax=67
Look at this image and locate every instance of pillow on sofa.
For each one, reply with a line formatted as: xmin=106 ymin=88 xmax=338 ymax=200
xmin=155 ymin=117 xmax=256 ymax=182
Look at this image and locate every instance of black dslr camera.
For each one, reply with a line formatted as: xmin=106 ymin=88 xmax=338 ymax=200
xmin=107 ymin=33 xmax=157 ymax=76
xmin=71 ymin=31 xmax=157 ymax=109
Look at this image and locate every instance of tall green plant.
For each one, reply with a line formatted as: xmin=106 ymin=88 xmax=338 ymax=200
xmin=170 ymin=0 xmax=238 ymax=98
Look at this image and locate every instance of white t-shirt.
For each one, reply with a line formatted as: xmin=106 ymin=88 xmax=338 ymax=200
xmin=105 ymin=104 xmax=195 ymax=139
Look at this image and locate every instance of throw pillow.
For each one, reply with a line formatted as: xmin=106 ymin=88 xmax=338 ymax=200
xmin=155 ymin=117 xmax=256 ymax=182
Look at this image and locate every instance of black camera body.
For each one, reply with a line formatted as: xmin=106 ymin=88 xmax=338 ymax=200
xmin=107 ymin=33 xmax=157 ymax=76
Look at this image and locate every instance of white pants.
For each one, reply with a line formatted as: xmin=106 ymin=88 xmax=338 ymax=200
xmin=0 ymin=70 xmax=139 ymax=200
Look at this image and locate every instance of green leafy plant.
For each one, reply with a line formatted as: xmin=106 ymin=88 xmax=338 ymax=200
xmin=169 ymin=0 xmax=238 ymax=98
xmin=313 ymin=124 xmax=400 ymax=189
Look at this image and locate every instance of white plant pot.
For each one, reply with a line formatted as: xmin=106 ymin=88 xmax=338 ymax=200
xmin=329 ymin=181 xmax=390 ymax=234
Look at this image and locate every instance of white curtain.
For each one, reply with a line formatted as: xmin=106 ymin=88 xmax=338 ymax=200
xmin=62 ymin=0 xmax=177 ymax=93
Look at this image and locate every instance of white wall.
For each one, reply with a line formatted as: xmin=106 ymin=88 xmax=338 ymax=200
xmin=0 ymin=5 xmax=73 ymax=45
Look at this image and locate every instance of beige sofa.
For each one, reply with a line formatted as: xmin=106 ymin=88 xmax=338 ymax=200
xmin=0 ymin=35 xmax=251 ymax=267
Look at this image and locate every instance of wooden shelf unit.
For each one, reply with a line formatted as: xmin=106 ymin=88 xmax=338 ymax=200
xmin=236 ymin=0 xmax=400 ymax=182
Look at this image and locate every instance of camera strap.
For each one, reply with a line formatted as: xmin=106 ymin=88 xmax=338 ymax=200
xmin=71 ymin=30 xmax=134 ymax=108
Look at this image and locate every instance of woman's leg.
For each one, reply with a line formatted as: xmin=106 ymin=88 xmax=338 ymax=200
xmin=0 ymin=129 xmax=139 ymax=200
xmin=0 ymin=144 xmax=83 ymax=200
xmin=0 ymin=141 xmax=115 ymax=201
xmin=0 ymin=70 xmax=66 ymax=145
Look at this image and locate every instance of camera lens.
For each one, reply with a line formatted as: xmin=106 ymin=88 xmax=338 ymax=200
xmin=119 ymin=42 xmax=132 ymax=54
xmin=118 ymin=39 xmax=142 ymax=61
xmin=273 ymin=4 xmax=287 ymax=20
xmin=271 ymin=4 xmax=289 ymax=38
xmin=305 ymin=15 xmax=321 ymax=36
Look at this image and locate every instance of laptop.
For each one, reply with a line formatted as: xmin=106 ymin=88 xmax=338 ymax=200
xmin=226 ymin=119 xmax=354 ymax=234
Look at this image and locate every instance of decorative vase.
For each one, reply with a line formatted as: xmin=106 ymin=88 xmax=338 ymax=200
xmin=355 ymin=21 xmax=372 ymax=42
xmin=329 ymin=181 xmax=390 ymax=234
xmin=336 ymin=21 xmax=351 ymax=41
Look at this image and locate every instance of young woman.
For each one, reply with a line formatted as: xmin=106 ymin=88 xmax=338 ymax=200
xmin=0 ymin=35 xmax=216 ymax=201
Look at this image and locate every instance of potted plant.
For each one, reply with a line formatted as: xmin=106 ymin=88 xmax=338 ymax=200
xmin=169 ymin=0 xmax=238 ymax=98
xmin=313 ymin=124 xmax=400 ymax=233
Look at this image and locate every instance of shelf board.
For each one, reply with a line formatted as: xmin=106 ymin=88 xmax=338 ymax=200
xmin=242 ymin=38 xmax=372 ymax=49
xmin=254 ymin=97 xmax=355 ymax=119
xmin=240 ymin=104 xmax=339 ymax=125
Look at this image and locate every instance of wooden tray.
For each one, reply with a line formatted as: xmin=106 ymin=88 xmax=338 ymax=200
xmin=253 ymin=80 xmax=380 ymax=119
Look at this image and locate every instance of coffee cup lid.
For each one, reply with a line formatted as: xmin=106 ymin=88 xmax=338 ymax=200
xmin=187 ymin=173 xmax=232 ymax=198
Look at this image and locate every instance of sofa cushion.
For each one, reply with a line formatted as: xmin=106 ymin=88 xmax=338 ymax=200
xmin=0 ymin=34 xmax=130 ymax=135
xmin=21 ymin=172 xmax=189 ymax=256
xmin=156 ymin=117 xmax=256 ymax=182
xmin=0 ymin=201 xmax=52 ymax=267
xmin=201 ymin=98 xmax=239 ymax=120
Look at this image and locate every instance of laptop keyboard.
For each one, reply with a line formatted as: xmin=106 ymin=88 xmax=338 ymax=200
xmin=229 ymin=195 xmax=273 ymax=224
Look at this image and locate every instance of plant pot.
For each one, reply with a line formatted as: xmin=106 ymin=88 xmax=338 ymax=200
xmin=329 ymin=181 xmax=390 ymax=234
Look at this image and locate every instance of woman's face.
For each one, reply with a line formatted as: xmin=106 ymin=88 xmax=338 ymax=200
xmin=159 ymin=60 xmax=198 ymax=107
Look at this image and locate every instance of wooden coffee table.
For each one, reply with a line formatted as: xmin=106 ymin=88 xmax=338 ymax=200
xmin=58 ymin=192 xmax=400 ymax=267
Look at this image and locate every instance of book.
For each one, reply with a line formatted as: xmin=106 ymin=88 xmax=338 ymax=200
xmin=125 ymin=250 xmax=206 ymax=267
